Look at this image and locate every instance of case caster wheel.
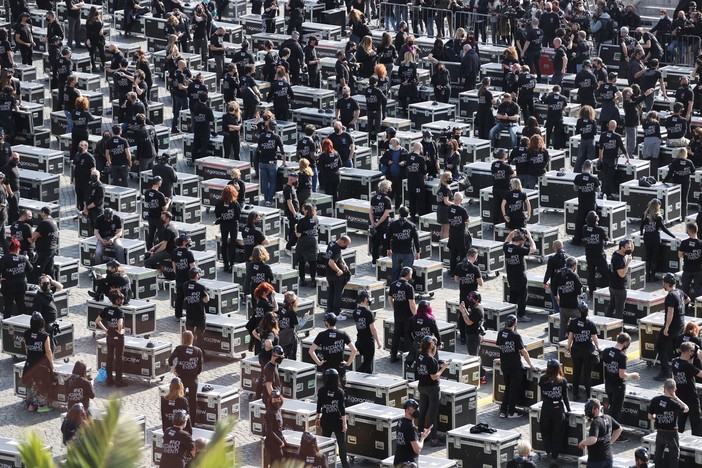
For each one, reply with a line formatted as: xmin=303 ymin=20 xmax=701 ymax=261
xmin=536 ymin=257 xmax=543 ymax=264
xmin=646 ymin=361 xmax=652 ymax=367
xmin=92 ymin=331 xmax=96 ymax=338
xmin=64 ymin=358 xmax=69 ymax=363
xmin=144 ymin=335 xmax=150 ymax=339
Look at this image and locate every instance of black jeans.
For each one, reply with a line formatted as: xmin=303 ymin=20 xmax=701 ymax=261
xmin=1 ymin=282 xmax=26 ymax=318
xmin=586 ymin=253 xmax=609 ymax=294
xmin=572 ymin=347 xmax=592 ymax=398
xmin=680 ymin=179 xmax=691 ymax=219
xmin=500 ymin=367 xmax=524 ymax=414
xmin=606 ymin=287 xmax=627 ymax=320
xmin=605 ymin=382 xmax=625 ymax=422
xmin=192 ymin=132 xmax=210 ymax=162
xmin=223 ymin=133 xmax=240 ymax=159
xmin=19 ymin=45 xmax=32 ymax=65
xmin=356 ymin=338 xmax=374 ymax=374
xmin=545 ymin=118 xmax=565 ymax=149
xmin=656 ymin=330 xmax=678 ymax=373
xmin=449 ymin=248 xmax=467 ymax=279
xmin=34 ymin=250 xmax=55 ymax=283
xmin=185 ymin=320 xmax=206 ymax=349
xmin=601 ymin=159 xmax=617 ymax=198
xmin=540 ymin=405 xmax=566 ymax=459
xmin=507 ymin=274 xmax=527 ymax=317
xmin=655 ymin=430 xmax=680 ymax=468
xmin=407 ymin=182 xmax=426 ymax=219
xmin=321 ymin=419 xmax=350 ymax=468
xmin=174 ymin=281 xmax=185 ymax=319
xmin=574 ymin=202 xmax=595 ymax=243
xmin=370 ymin=225 xmax=387 ymax=263
xmin=326 ymin=273 xmax=346 ymax=314
xmin=644 ymin=238 xmax=661 ymax=279
xmin=418 ymin=384 xmax=440 ymax=440
xmin=146 ymin=219 xmax=162 ymax=250
xmin=367 ymin=110 xmax=382 ymax=144
xmin=678 ymin=394 xmax=702 ymax=436
xmin=180 ymin=376 xmax=198 ymax=423
xmin=391 ymin=316 xmax=411 ymax=359
xmin=219 ymin=223 xmax=238 ymax=269
xmin=466 ymin=333 xmax=485 ymax=377
xmin=285 ymin=216 xmax=298 ymax=250
xmin=681 ymin=270 xmax=702 ymax=300
xmin=106 ymin=333 xmax=125 ymax=384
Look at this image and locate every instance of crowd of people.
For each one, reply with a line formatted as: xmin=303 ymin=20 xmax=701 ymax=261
xmin=2 ymin=0 xmax=702 ymax=465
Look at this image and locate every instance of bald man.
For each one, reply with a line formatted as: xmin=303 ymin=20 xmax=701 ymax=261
xmin=598 ymin=120 xmax=628 ymax=199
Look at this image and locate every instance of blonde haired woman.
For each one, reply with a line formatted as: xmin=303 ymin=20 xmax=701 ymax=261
xmin=222 ymin=100 xmax=241 ymax=160
xmin=356 ymin=35 xmax=377 ymax=79
xmin=161 ymin=377 xmax=193 ymax=433
xmin=397 ymin=51 xmax=419 ymax=116
xmin=501 ymin=178 xmax=531 ymax=229
xmin=297 ymin=159 xmax=313 ymax=204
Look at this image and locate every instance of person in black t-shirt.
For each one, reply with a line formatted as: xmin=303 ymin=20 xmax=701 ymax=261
xmin=656 ymin=273 xmax=691 ymax=381
xmin=504 ymin=229 xmax=536 ymax=320
xmin=309 ymin=313 xmax=357 ymax=387
xmin=574 ymin=106 xmax=599 ymax=174
xmin=171 ymin=234 xmax=197 ymax=319
xmin=598 ymin=120 xmax=629 ymax=198
xmin=672 ymin=342 xmax=702 ymax=435
xmin=552 ymin=256 xmax=583 ymax=341
xmin=491 ymin=148 xmax=515 ymax=225
xmin=295 ymin=204 xmax=319 ymax=287
xmin=649 ymin=378 xmax=689 ymax=468
xmin=459 ymin=291 xmax=486 ymax=383
xmin=404 ymin=142 xmax=428 ymax=221
xmin=488 ymin=93 xmax=520 ymax=149
xmin=567 ymin=302 xmax=600 ymax=401
xmin=414 ymin=335 xmax=449 ymax=447
xmin=607 ymin=239 xmax=633 ymax=321
xmin=663 ymin=147 xmax=696 ymax=219
xmin=679 ymin=222 xmax=702 ymax=300
xmin=33 ymin=274 xmax=62 ymax=338
xmin=106 ymin=125 xmax=132 ymax=188
xmin=11 ymin=209 xmax=33 ymax=257
xmin=538 ymin=359 xmax=571 ymax=464
xmin=353 ymin=291 xmax=380 ymax=374
xmin=169 ymin=330 xmax=203 ymax=421
xmin=394 ymin=399 xmax=433 ymax=466
xmin=95 ymin=290 xmax=127 ymax=387
xmin=82 ymin=169 xmax=105 ymax=234
xmin=0 ymin=238 xmax=31 ymax=317
xmin=214 ymin=185 xmax=241 ymax=273
xmin=335 ymin=87 xmax=360 ymax=130
xmin=143 ymin=176 xmax=170 ymax=250
xmin=66 ymin=361 xmax=95 ymax=411
xmin=31 ymin=207 xmax=59 ymax=283
xmin=257 ymin=121 xmax=284 ymax=206
xmin=183 ymin=268 xmax=209 ymax=347
xmin=543 ymin=240 xmax=567 ymax=319
xmin=583 ymin=211 xmax=610 ymax=295
xmin=282 ymin=173 xmax=300 ymax=251
xmin=369 ymin=180 xmax=393 ymax=265
xmin=190 ymin=91 xmax=215 ymax=164
xmin=603 ymin=333 xmax=640 ymax=423
xmin=446 ymin=193 xmax=470 ymax=276
xmin=325 ymin=237 xmax=351 ymax=315
xmin=316 ymin=368 xmax=349 ymax=468
xmin=161 ymin=377 xmax=192 ymax=434
xmin=389 ymin=267 xmax=417 ymax=362
xmin=572 ymin=160 xmax=600 ymax=244
xmin=501 ymin=178 xmax=532 ymax=230
xmin=385 ymin=206 xmax=420 ymax=282
xmin=579 ymin=398 xmax=623 ymax=463
xmin=94 ymin=208 xmax=125 ymax=264
xmin=145 ymin=211 xmax=179 ymax=270
xmin=160 ymin=410 xmax=195 ymax=467
xmin=498 ymin=314 xmax=536 ymax=418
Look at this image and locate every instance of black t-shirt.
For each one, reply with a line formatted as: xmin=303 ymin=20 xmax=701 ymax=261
xmin=552 ymin=268 xmax=583 ymax=309
xmin=575 ymin=71 xmax=598 ymax=102
xmin=24 ymin=329 xmax=49 ymax=367
xmin=0 ymin=252 xmax=31 ymax=283
xmin=587 ymin=415 xmax=620 ymax=462
xmin=33 ymin=292 xmax=58 ymax=325
xmin=168 ymin=344 xmax=203 ymax=379
xmin=95 ymin=214 xmax=122 ymax=239
xmin=283 ymin=184 xmax=299 ymax=218
xmin=353 ymin=306 xmax=375 ymax=342
xmin=679 ymin=237 xmax=702 ymax=272
xmin=389 ymin=279 xmax=415 ymax=319
xmin=296 ymin=216 xmax=319 ymax=239
xmin=99 ymin=305 xmax=124 ymax=337
xmin=313 ymin=328 xmax=351 ymax=368
xmin=527 ymin=149 xmax=550 ymax=176
xmin=667 ymin=158 xmax=696 ymax=184
xmin=191 ymin=101 xmax=214 ymax=135
xmin=496 ymin=101 xmax=520 ymax=124
xmin=455 ymin=260 xmax=481 ymax=299
xmin=491 ymin=161 xmax=514 ymax=191
xmin=675 ymin=86 xmax=694 ymax=113
xmin=214 ymin=200 xmax=241 ymax=226
xmin=497 ymin=328 xmax=524 ymax=371
xmin=10 ymin=221 xmax=31 ymax=252
xmin=574 ymin=173 xmax=599 ymax=205
xmin=567 ymin=318 xmax=597 ymax=352
xmin=526 ymin=27 xmax=543 ymax=52
xmin=335 ymin=97 xmax=359 ymax=125
xmin=386 ymin=218 xmax=419 ymax=254
xmin=257 ymin=131 xmax=284 ymax=164
xmin=648 ymin=395 xmax=685 ymax=430
xmin=465 ymin=304 xmax=484 ymax=335
xmin=405 ymin=152 xmax=427 ymax=186
xmin=583 ymin=225 xmax=608 ymax=256
xmin=316 ymin=386 xmax=345 ymax=421
xmin=602 ymin=346 xmax=627 ymax=386
xmin=161 ymin=396 xmax=190 ymax=431
xmin=539 ymin=377 xmax=569 ymax=410
xmin=35 ymin=219 xmax=59 ymax=252
xmin=609 ymin=251 xmax=627 ymax=289
xmin=509 ymin=146 xmax=529 ymax=175
xmin=504 ymin=190 xmax=527 ymax=218
xmin=504 ymin=243 xmax=529 ymax=276
xmin=576 ymin=118 xmax=598 ymax=141
xmin=183 ymin=280 xmax=208 ymax=324
xmin=107 ymin=136 xmax=130 ymax=166
xmin=85 ymin=182 xmax=104 ymax=208
xmin=436 ymin=183 xmax=453 ymax=206
xmin=394 ymin=417 xmax=419 ymax=466
xmin=241 ymin=225 xmax=266 ymax=261
xmin=665 ymin=289 xmax=687 ymax=334
xmin=543 ymin=92 xmax=567 ymax=122
xmin=666 ymin=114 xmax=688 ymax=139
xmin=277 ymin=305 xmax=298 ymax=333
xmin=599 ymin=131 xmax=626 ymax=160
xmin=415 ymin=352 xmax=439 ymax=387
xmin=144 ymin=189 xmax=167 ymax=220
xmin=106 ymin=273 xmax=131 ymax=303
xmin=328 ymin=132 xmax=353 ymax=163
xmin=67 ymin=375 xmax=95 ymax=409
xmin=325 ymin=241 xmax=346 ymax=276
xmin=447 ymin=205 xmax=469 ymax=250
xmin=370 ymin=192 xmax=392 ymax=227
xmin=248 ymin=262 xmax=273 ymax=295
xmin=172 ymin=247 xmax=195 ymax=283
xmin=672 ymin=357 xmax=701 ymax=398
xmin=158 ymin=223 xmax=179 ymax=253
xmin=160 ymin=427 xmax=194 ymax=467
xmin=642 ymin=120 xmax=661 ymax=139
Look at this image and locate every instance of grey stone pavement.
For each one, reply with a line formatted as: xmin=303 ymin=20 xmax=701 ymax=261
xmin=0 ymin=33 xmax=688 ymax=468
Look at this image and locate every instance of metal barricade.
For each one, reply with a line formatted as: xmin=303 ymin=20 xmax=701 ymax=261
xmin=662 ymin=32 xmax=701 ymax=66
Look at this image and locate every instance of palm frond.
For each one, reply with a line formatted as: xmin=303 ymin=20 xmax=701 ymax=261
xmin=190 ymin=417 xmax=237 ymax=468
xmin=64 ymin=399 xmax=143 ymax=468
xmin=18 ymin=431 xmax=55 ymax=468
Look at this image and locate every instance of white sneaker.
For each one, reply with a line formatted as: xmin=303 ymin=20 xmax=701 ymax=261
xmin=336 ymin=314 xmax=347 ymax=321
xmin=507 ymin=412 xmax=522 ymax=419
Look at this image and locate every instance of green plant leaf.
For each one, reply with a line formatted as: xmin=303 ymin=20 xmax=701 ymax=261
xmin=18 ymin=431 xmax=55 ymax=468
xmin=190 ymin=417 xmax=237 ymax=468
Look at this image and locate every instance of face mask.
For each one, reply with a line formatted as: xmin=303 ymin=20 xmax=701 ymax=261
xmin=341 ymin=244 xmax=348 ymax=250
xmin=411 ymin=409 xmax=420 ymax=418
xmin=91 ymin=174 xmax=99 ymax=182
xmin=10 ymin=159 xmax=18 ymax=166
xmin=342 ymin=92 xmax=349 ymax=98
xmin=335 ymin=128 xmax=342 ymax=134
xmin=661 ymin=15 xmax=666 ymax=19
xmin=625 ymin=249 xmax=633 ymax=255
xmin=274 ymin=356 xmax=284 ymax=364
xmin=41 ymin=282 xmax=51 ymax=293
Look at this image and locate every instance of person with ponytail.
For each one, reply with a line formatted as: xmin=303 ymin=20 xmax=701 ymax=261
xmin=538 ymin=359 xmax=571 ymax=466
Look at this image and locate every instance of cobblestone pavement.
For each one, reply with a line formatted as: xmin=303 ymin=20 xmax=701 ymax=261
xmin=0 ymin=37 xmax=686 ymax=468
